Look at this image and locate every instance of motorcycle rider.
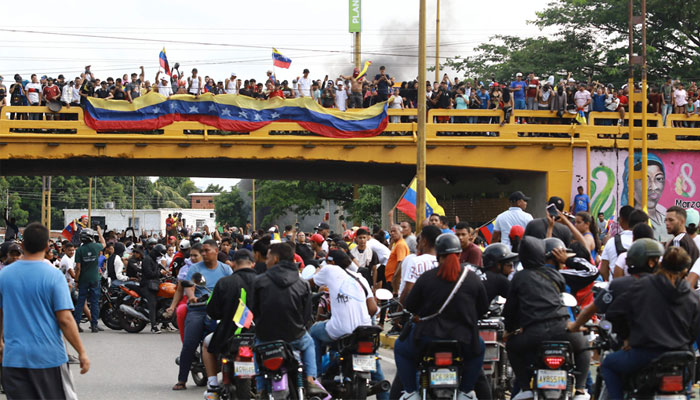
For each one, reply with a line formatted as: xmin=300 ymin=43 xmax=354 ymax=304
xmin=397 ymin=225 xmax=441 ymax=305
xmin=307 ymin=249 xmax=388 ymax=399
xmin=106 ymin=242 xmax=130 ymax=287
xmin=173 ymin=240 xmax=233 ymax=391
xmin=252 ymin=242 xmax=327 ymax=397
xmin=202 ymin=249 xmax=258 ymax=399
xmin=543 ymin=238 xmax=599 ymax=309
xmin=601 ymin=246 xmax=700 ymax=399
xmin=480 ymin=243 xmax=518 ymax=302
xmin=169 ymin=239 xmax=191 ymax=278
xmin=503 ymin=236 xmax=591 ymax=400
xmin=567 ymin=237 xmax=663 ymax=333
xmin=394 ymin=233 xmax=488 ymax=400
xmin=141 ymin=243 xmax=167 ymax=334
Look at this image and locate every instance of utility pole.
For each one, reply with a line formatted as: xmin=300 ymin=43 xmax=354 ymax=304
xmin=435 ymin=0 xmax=440 ymax=83
xmin=252 ymin=179 xmax=256 ymax=231
xmin=88 ymin=177 xmax=93 ymax=228
xmin=349 ymin=0 xmax=362 ymax=69
xmin=132 ymin=176 xmax=135 ymax=230
xmin=41 ymin=177 xmax=46 ymax=227
xmin=417 ymin=0 xmax=427 ymax=232
xmin=46 ymin=176 xmax=51 ymax=229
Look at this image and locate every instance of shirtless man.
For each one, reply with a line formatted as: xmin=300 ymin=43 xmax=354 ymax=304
xmin=340 ymin=67 xmax=365 ymax=108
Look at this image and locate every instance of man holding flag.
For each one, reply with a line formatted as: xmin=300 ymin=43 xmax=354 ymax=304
xmin=201 ymin=249 xmax=258 ymax=398
xmin=340 ymin=61 xmax=371 ymax=109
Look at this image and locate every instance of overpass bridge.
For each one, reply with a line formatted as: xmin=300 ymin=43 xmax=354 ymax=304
xmin=2 ymin=105 xmax=700 ymax=226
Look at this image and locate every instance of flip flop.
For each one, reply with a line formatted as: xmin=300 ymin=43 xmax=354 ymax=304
xmin=172 ymin=382 xmax=186 ymax=391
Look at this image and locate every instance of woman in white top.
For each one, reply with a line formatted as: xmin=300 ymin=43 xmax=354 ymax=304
xmin=225 ymin=74 xmax=238 ymax=94
xmin=390 ymin=87 xmax=404 ymax=123
xmin=107 ymin=242 xmax=130 ymax=287
xmin=188 ymin=68 xmax=202 ymax=96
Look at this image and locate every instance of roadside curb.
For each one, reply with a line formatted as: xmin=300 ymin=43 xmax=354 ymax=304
xmin=380 ymin=333 xmax=396 ymax=349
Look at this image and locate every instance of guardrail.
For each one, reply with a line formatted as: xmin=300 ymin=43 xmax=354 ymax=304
xmin=2 ymin=105 xmax=699 ymax=150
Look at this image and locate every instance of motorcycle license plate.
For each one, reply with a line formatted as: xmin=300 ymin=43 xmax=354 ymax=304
xmin=234 ymin=361 xmax=256 ymax=377
xmin=536 ymin=370 xmax=567 ymax=390
xmin=352 ymin=354 xmax=376 ymax=372
xmin=654 ymin=396 xmax=686 ymax=400
xmin=430 ymin=369 xmax=458 ymax=386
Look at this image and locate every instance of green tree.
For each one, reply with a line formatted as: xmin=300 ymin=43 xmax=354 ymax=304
xmin=347 ymin=185 xmax=382 ymax=227
xmin=156 ymin=177 xmax=198 ymax=199
xmin=215 ymin=188 xmax=250 ymax=228
xmin=204 ymin=184 xmax=225 ymax=193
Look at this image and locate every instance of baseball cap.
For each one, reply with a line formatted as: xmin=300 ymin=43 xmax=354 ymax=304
xmin=686 ymin=208 xmax=700 ymax=227
xmin=232 ymin=249 xmax=255 ymax=263
xmin=310 ymin=234 xmax=325 ymax=245
xmin=509 ymin=225 xmax=525 ymax=239
xmin=231 ymin=72 xmax=237 ymax=76
xmin=337 ymin=81 xmax=344 ymax=86
xmin=516 ymin=72 xmax=523 ymax=77
xmin=509 ymin=191 xmax=531 ymax=202
xmin=80 ymin=214 xmax=88 ymax=219
xmin=547 ymin=196 xmax=565 ymax=212
xmin=327 ymin=249 xmax=350 ymax=266
xmin=316 ymin=222 xmax=330 ymax=230
xmin=268 ymin=227 xmax=277 ymax=232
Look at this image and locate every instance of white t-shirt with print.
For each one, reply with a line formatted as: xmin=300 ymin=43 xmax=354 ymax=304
xmin=25 ymin=82 xmax=43 ymax=104
xmin=335 ymin=90 xmax=348 ymax=111
xmin=398 ymin=253 xmax=438 ymax=297
xmin=313 ymin=264 xmax=372 ymax=340
xmin=59 ymin=254 xmax=75 ymax=284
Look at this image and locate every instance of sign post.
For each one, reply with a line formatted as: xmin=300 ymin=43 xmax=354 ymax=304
xmin=349 ymin=0 xmax=361 ymax=69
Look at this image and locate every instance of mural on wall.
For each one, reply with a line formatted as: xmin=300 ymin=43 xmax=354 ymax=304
xmin=572 ymin=148 xmax=700 ymax=242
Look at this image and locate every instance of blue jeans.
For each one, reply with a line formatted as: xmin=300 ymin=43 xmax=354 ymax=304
xmin=394 ymin=324 xmax=484 ymax=393
xmin=514 ymin=98 xmax=526 ymax=110
xmin=662 ymin=103 xmax=673 ymax=126
xmin=74 ymin=281 xmax=100 ymax=327
xmin=177 ymin=305 xmax=216 ymax=383
xmin=310 ymin=321 xmax=389 ymax=400
xmin=600 ymin=348 xmax=666 ymax=400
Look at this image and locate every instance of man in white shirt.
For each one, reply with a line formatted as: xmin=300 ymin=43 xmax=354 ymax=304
xmin=492 ymin=191 xmax=533 ymax=248
xmin=308 ymin=250 xmax=377 ymax=374
xmin=155 ymin=73 xmax=173 ymax=97
xmin=599 ymin=205 xmax=635 ymax=281
xmin=25 ymin=74 xmax=43 ymax=121
xmin=351 ymin=228 xmax=380 ymax=284
xmin=398 ymin=225 xmax=441 ymax=304
xmin=335 ymin=81 xmax=349 ymax=111
xmin=297 ymin=68 xmax=312 ymax=98
xmin=59 ymin=242 xmax=76 ymax=290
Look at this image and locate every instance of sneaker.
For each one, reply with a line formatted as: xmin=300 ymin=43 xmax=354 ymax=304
xmin=151 ymin=326 xmax=161 ymax=334
xmin=68 ymin=355 xmax=80 ymax=365
xmin=573 ymin=392 xmax=591 ymax=400
xmin=204 ymin=385 xmax=221 ymax=400
xmin=512 ymin=390 xmax=534 ymax=400
xmin=161 ymin=324 xmax=177 ymax=333
xmin=399 ymin=392 xmax=420 ymax=400
xmin=618 ymin=119 xmax=624 ymax=126
xmin=458 ymin=390 xmax=477 ymax=400
xmin=90 ymin=326 xmax=101 ymax=333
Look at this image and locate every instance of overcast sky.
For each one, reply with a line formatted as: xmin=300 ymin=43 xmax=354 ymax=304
xmin=2 ymin=0 xmax=555 ymax=190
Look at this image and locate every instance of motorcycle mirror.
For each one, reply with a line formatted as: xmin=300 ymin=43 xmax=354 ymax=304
xmin=375 ymin=288 xmax=393 ymax=301
xmin=181 ymin=280 xmax=195 ymax=288
xmin=598 ymin=319 xmax=613 ymax=333
xmin=561 ymin=292 xmax=578 ymax=307
xmin=192 ymin=272 xmax=205 ymax=286
xmin=301 ymin=265 xmax=316 ymax=280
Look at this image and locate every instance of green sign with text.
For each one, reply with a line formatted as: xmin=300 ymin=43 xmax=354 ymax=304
xmin=349 ymin=0 xmax=361 ymax=33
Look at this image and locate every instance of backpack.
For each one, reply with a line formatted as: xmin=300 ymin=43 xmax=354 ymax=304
xmin=614 ymin=234 xmax=627 ymax=256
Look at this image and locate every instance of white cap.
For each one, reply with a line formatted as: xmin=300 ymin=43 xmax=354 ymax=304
xmin=231 ymin=72 xmax=237 ymax=76
xmin=337 ymin=81 xmax=344 ymax=86
xmin=516 ymin=72 xmax=523 ymax=77
xmin=160 ymin=75 xmax=169 ymax=81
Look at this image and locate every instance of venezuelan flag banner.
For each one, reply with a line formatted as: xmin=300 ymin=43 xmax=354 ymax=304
xmin=272 ymin=48 xmax=292 ymax=69
xmin=83 ymin=92 xmax=389 ymax=138
xmin=478 ymin=220 xmax=495 ymax=244
xmin=396 ymin=177 xmax=446 ymax=221
xmin=61 ymin=220 xmax=77 ymax=241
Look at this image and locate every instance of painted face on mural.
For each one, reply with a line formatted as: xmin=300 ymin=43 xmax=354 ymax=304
xmin=633 ymin=163 xmax=666 ymax=209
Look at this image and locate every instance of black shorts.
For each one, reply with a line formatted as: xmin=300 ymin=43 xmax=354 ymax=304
xmin=2 ymin=363 xmax=76 ymax=400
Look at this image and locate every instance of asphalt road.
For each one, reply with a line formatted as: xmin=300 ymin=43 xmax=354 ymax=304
xmin=1 ymin=322 xmax=397 ymax=400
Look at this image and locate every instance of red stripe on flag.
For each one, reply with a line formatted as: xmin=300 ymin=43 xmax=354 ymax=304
xmin=396 ymin=198 xmax=417 ymax=221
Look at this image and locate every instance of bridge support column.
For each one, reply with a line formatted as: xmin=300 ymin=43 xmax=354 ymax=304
xmin=381 ymin=184 xmax=404 ymax=229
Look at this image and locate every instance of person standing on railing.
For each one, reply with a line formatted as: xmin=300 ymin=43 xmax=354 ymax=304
xmin=373 ymin=65 xmax=394 ymax=102
xmin=430 ymin=81 xmax=452 ymax=124
xmin=335 ymin=81 xmax=349 ymax=111
xmin=510 ymin=73 xmax=527 ymax=111
xmin=389 ymin=87 xmax=404 ymax=123
xmin=500 ymin=87 xmax=513 ymax=127
xmin=25 ymin=74 xmax=43 ymax=121
xmin=574 ymin=83 xmax=592 ymax=124
xmin=187 ymin=68 xmax=202 ymax=98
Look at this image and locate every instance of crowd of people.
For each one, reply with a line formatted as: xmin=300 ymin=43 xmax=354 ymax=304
xmin=1 ymin=64 xmax=698 ymax=127
xmin=1 ymin=187 xmax=700 ymax=399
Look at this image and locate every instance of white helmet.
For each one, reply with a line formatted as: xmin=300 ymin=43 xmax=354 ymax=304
xmin=179 ymin=239 xmax=191 ymax=250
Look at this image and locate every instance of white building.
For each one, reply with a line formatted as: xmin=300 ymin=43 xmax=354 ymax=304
xmin=63 ymin=208 xmax=216 ymax=235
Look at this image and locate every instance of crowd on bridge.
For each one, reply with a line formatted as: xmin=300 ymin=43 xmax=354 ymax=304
xmin=3 ymin=184 xmax=700 ymax=399
xmin=1 ymin=63 xmax=699 ymax=128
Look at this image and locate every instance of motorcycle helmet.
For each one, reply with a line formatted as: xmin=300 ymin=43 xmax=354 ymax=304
xmin=151 ymin=243 xmax=167 ymax=259
xmin=435 ymin=233 xmax=461 ymax=256
xmin=80 ymin=228 xmax=96 ymax=244
xmin=179 ymin=239 xmax=191 ymax=250
xmin=543 ymin=237 xmax=575 ymax=259
xmin=626 ymin=238 xmax=664 ymax=274
xmin=191 ymin=232 xmax=204 ymax=244
xmin=518 ymin=236 xmax=546 ymax=269
xmin=146 ymin=237 xmax=158 ymax=248
xmin=482 ymin=243 xmax=518 ymax=269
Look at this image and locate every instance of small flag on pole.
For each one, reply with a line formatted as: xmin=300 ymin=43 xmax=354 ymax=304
xmin=159 ymin=48 xmax=171 ymax=76
xmin=61 ymin=220 xmax=77 ymax=241
xmin=396 ymin=177 xmax=446 ymax=221
xmin=233 ymin=299 xmax=254 ymax=329
xmin=356 ymin=61 xmax=372 ymax=80
xmin=272 ymin=48 xmax=292 ymax=69
xmin=478 ymin=220 xmax=496 ymax=244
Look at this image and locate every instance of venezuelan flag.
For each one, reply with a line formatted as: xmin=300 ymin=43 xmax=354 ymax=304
xmin=396 ymin=177 xmax=446 ymax=221
xmin=62 ymin=220 xmax=77 ymax=241
xmin=233 ymin=299 xmax=254 ymax=329
xmin=478 ymin=220 xmax=495 ymax=244
xmin=272 ymin=48 xmax=291 ymax=69
xmin=83 ymin=92 xmax=388 ymax=138
xmin=159 ymin=48 xmax=170 ymax=76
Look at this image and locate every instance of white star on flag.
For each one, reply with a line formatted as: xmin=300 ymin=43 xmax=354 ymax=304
xmin=253 ymin=113 xmax=262 ymax=121
xmin=238 ymin=110 xmax=248 ymax=119
xmin=208 ymin=104 xmax=216 ymax=112
xmin=271 ymin=112 xmax=280 ymax=119
xmin=169 ymin=102 xmax=176 ymax=110
xmin=152 ymin=107 xmax=161 ymax=114
xmin=188 ymin=105 xmax=199 ymax=113
xmin=221 ymin=109 xmax=232 ymax=117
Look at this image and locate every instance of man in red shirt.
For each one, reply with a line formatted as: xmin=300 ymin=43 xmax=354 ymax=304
xmin=43 ymin=77 xmax=61 ymax=121
xmin=525 ymin=72 xmax=539 ymax=111
xmin=617 ymin=89 xmax=628 ymax=126
xmin=455 ymin=222 xmax=482 ymax=266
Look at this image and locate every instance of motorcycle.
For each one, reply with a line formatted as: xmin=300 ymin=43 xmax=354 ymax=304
xmin=319 ymin=325 xmax=390 ymax=400
xmin=218 ymin=333 xmax=257 ymax=400
xmin=174 ymin=273 xmax=211 ymax=387
xmin=99 ymin=278 xmax=125 ymax=331
xmin=478 ymin=315 xmax=512 ymax=399
xmin=118 ymin=278 xmax=177 ymax=333
xmin=255 ymin=340 xmax=322 ymax=400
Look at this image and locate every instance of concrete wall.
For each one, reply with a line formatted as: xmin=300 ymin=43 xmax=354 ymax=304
xmin=63 ymin=208 xmax=216 ymax=235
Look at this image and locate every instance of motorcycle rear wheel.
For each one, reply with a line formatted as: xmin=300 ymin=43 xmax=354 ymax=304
xmin=120 ymin=314 xmax=147 ymax=333
xmin=351 ymin=376 xmax=368 ymax=400
xmin=191 ymin=366 xmax=207 ymax=387
xmin=100 ymin=303 xmax=122 ymax=331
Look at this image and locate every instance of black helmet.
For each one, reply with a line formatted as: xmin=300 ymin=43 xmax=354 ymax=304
xmin=146 ymin=237 xmax=158 ymax=246
xmin=543 ymin=237 xmax=575 ymax=259
xmin=435 ymin=233 xmax=461 ymax=256
xmin=151 ymin=243 xmax=167 ymax=258
xmin=80 ymin=228 xmax=96 ymax=244
xmin=483 ymin=243 xmax=518 ymax=268
xmin=627 ymin=238 xmax=664 ymax=273
xmin=518 ymin=236 xmax=545 ymax=269
xmin=191 ymin=232 xmax=204 ymax=243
